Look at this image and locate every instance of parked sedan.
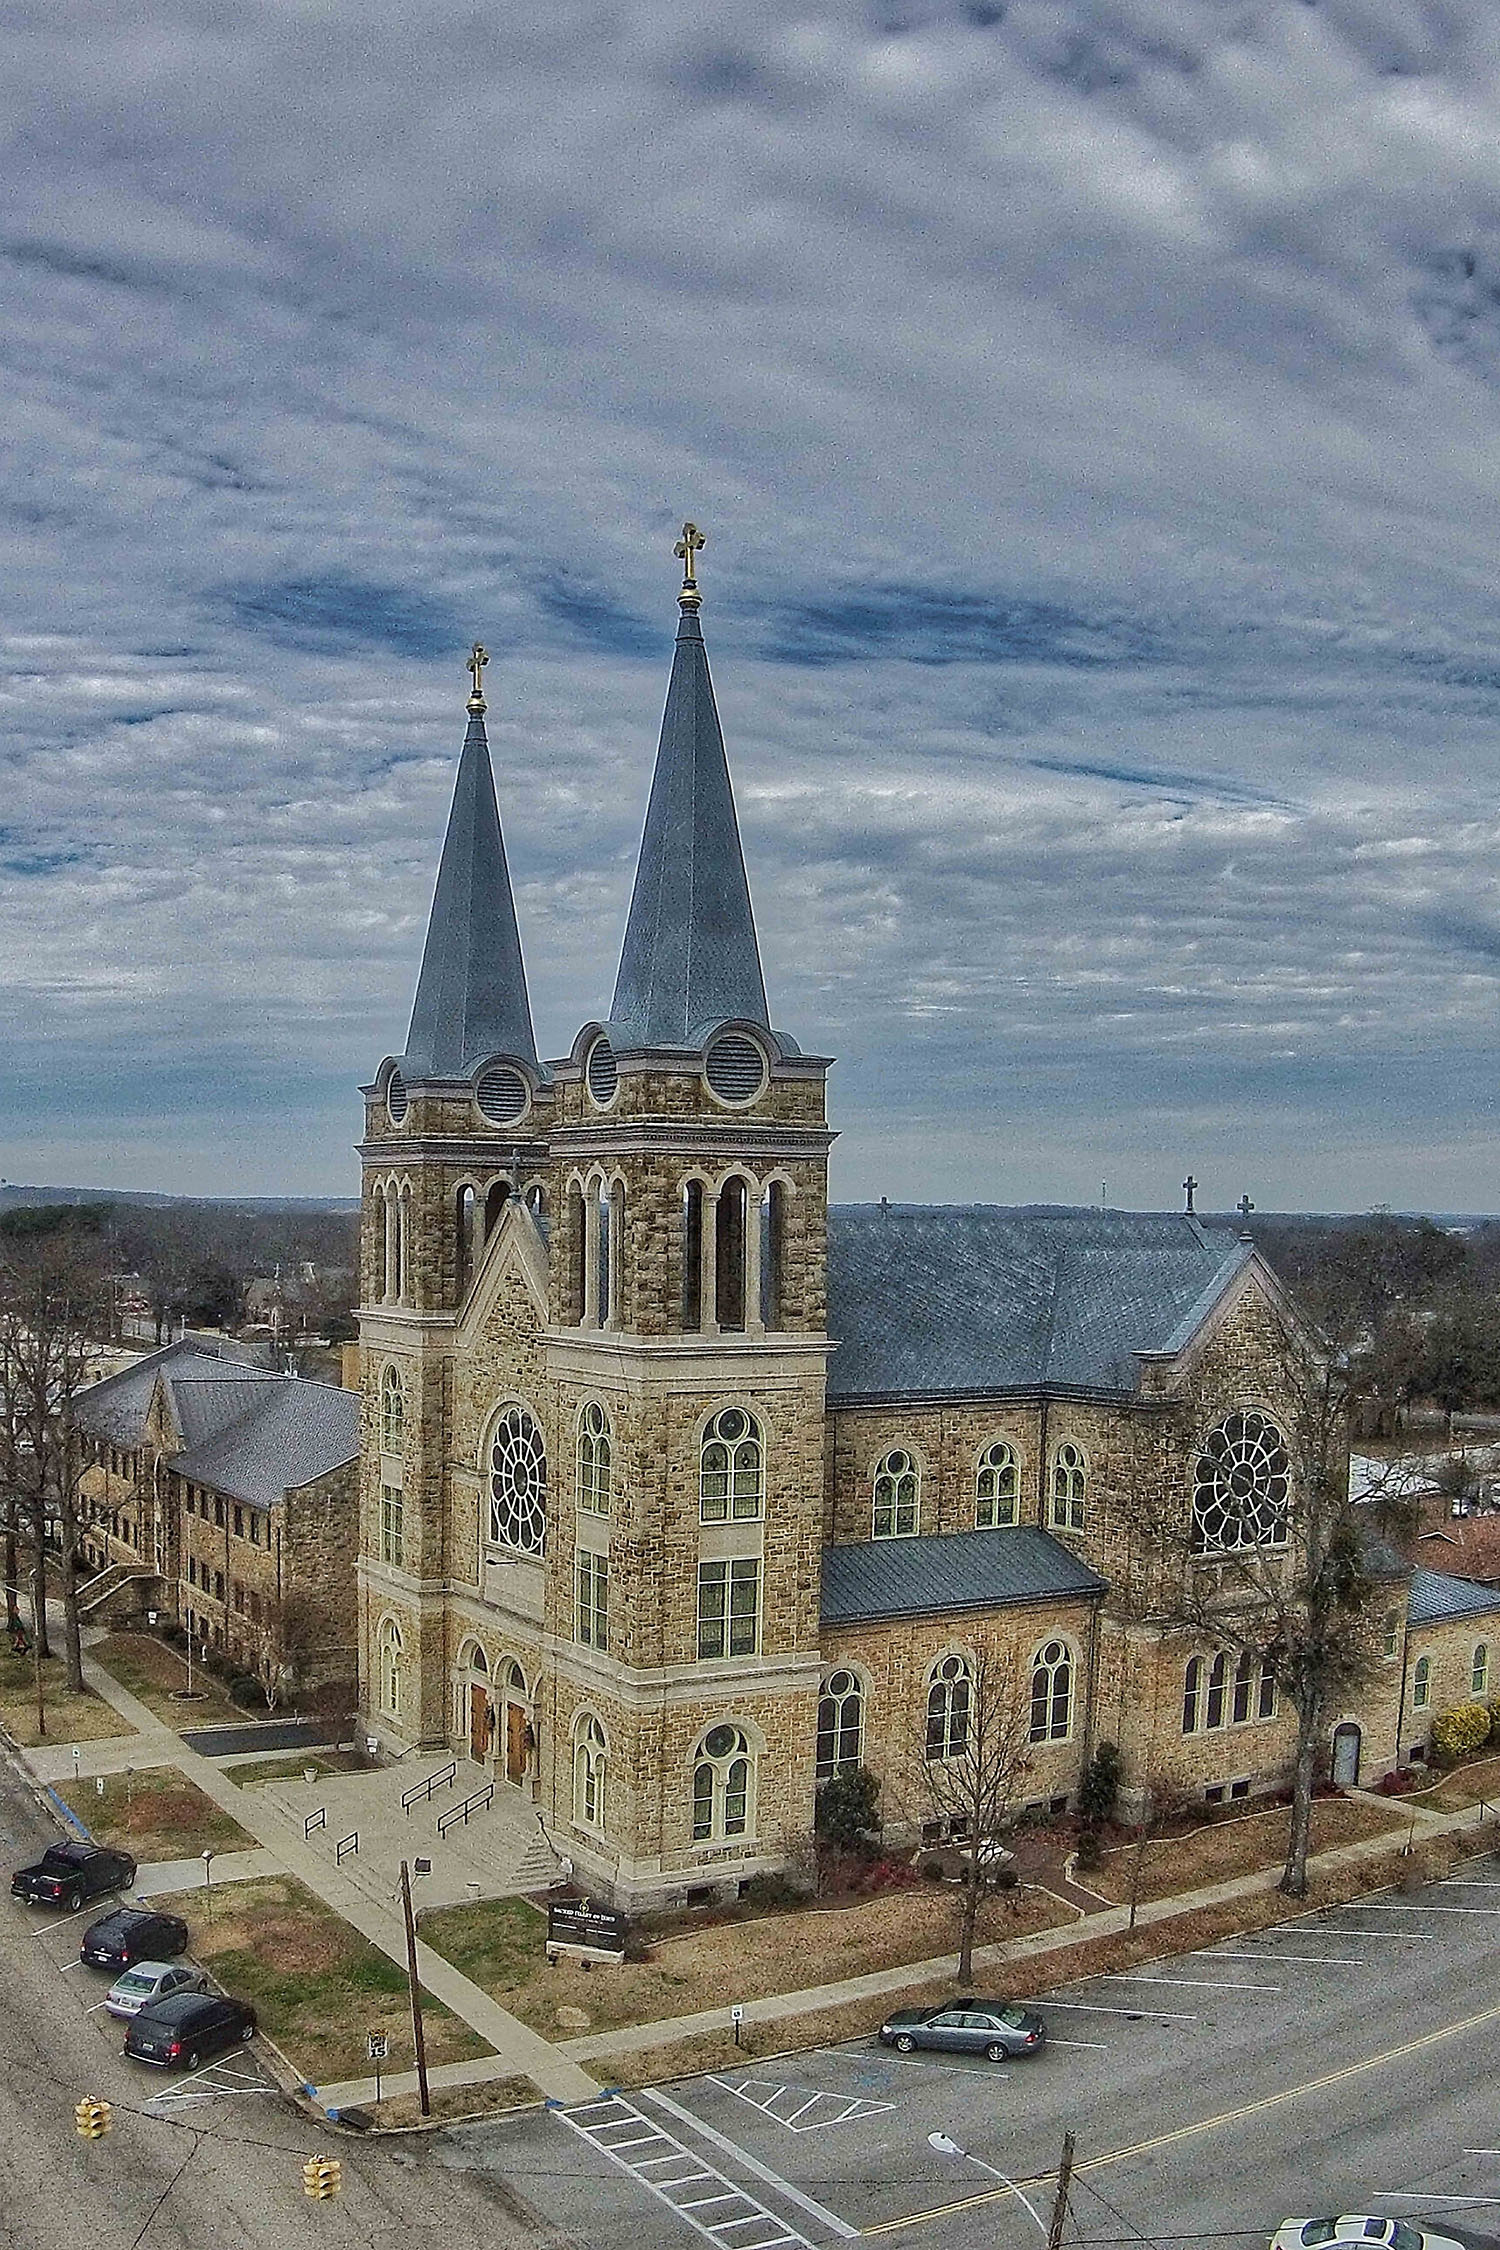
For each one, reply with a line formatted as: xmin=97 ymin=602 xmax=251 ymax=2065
xmin=10 ymin=1841 xmax=136 ymax=1911
xmin=105 ymin=1961 xmax=208 ymax=2020
xmin=123 ymin=1991 xmax=256 ymax=2070
xmin=1273 ymin=2223 xmax=1462 ymax=2250
xmin=81 ymin=1908 xmax=189 ymax=1973
xmin=878 ymin=2000 xmax=1046 ymax=2061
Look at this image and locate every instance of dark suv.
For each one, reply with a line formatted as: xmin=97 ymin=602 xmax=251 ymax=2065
xmin=124 ymin=1991 xmax=256 ymax=2070
xmin=10 ymin=1842 xmax=136 ymax=1911
xmin=81 ymin=1907 xmax=189 ymax=1972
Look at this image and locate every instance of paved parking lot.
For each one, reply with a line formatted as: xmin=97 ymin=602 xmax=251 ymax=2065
xmin=443 ymin=1857 xmax=1500 ymax=2250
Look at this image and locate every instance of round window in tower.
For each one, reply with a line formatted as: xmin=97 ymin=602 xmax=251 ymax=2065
xmin=704 ymin=1034 xmax=767 ymax=1106
xmin=474 ymin=1065 xmax=529 ymax=1128
xmin=586 ymin=1036 xmax=619 ymax=1109
xmin=386 ymin=1070 xmax=409 ymax=1126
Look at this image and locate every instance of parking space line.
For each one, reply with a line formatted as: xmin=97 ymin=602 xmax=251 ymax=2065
xmin=1049 ymin=2039 xmax=1109 ymax=2050
xmin=1356 ymin=1904 xmax=1500 ymax=1916
xmin=644 ymin=2088 xmax=860 ymax=2240
xmin=1097 ymin=1974 xmax=1281 ymax=1992
xmin=1437 ymin=1880 xmax=1500 ymax=1888
xmin=1209 ymin=1951 xmax=1366 ymax=1967
xmin=1042 ymin=2000 xmax=1198 ymax=2021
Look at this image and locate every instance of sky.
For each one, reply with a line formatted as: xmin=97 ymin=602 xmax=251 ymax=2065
xmin=4 ymin=0 xmax=1500 ymax=1210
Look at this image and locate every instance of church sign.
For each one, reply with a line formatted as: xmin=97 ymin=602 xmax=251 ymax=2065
xmin=547 ymin=1899 xmax=628 ymax=1965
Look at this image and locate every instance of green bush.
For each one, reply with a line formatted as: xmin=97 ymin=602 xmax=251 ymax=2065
xmin=1431 ymin=1700 xmax=1492 ymax=1766
xmin=1077 ymin=1741 xmax=1122 ymax=1830
xmin=815 ymin=1766 xmax=882 ymax=1851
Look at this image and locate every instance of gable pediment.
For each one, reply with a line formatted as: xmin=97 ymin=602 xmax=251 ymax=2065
xmin=456 ymin=1199 xmax=550 ymax=1346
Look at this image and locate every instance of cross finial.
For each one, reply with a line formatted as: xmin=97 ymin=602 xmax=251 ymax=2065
xmin=1237 ymin=1192 xmax=1255 ymax=1229
xmin=674 ymin=520 xmax=706 ymax=608
xmin=467 ymin=641 xmax=488 ymax=715
xmin=1183 ymin=1175 xmax=1198 ymax=1215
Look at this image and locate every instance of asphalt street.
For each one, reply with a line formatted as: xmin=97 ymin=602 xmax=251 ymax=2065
xmin=0 ymin=1736 xmax=545 ymax=2250
xmin=442 ymin=1858 xmax=1500 ymax=2250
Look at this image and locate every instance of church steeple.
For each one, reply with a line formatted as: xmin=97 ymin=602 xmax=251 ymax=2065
xmin=609 ymin=526 xmax=770 ymax=1050
xmin=401 ymin=643 xmax=538 ymax=1078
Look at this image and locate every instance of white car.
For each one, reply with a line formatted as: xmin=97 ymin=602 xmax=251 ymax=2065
xmin=104 ymin=1960 xmax=208 ymax=2020
xmin=1273 ymin=2220 xmax=1463 ymax=2250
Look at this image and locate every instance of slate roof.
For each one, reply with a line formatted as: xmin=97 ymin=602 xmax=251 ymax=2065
xmin=609 ymin=594 xmax=771 ymax=1050
xmin=402 ymin=706 xmax=539 ymax=1079
xmin=1406 ymin=1565 xmax=1500 ymax=1626
xmin=169 ymin=1380 xmax=358 ymax=1510
xmin=820 ymin=1526 xmax=1106 ymax=1625
xmin=826 ymin=1206 xmax=1251 ymax=1401
xmin=70 ymin=1341 xmax=270 ymax=1445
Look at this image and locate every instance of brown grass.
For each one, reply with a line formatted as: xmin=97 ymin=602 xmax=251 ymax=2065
xmin=59 ymin=1768 xmax=251 ymax=1861
xmin=91 ymin=1632 xmax=241 ymax=1727
xmin=364 ymin=2076 xmax=539 ymax=2129
xmin=0 ymin=1647 xmax=132 ymax=1748
xmin=421 ymin=1880 xmax=1073 ymax=2039
xmin=157 ymin=1875 xmax=494 ymax=2086
xmin=1418 ymin=1753 xmax=1500 ymax=1813
xmin=221 ymin=1750 xmax=369 ymax=1786
xmin=1089 ymin=1794 xmax=1407 ymax=1903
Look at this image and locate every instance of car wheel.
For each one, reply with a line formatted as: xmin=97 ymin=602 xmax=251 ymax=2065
xmin=184 ymin=2049 xmax=202 ymax=2072
xmin=986 ymin=2042 xmax=1007 ymax=2064
xmin=120 ymin=1861 xmax=136 ymax=1888
xmin=240 ymin=2023 xmax=254 ymax=2043
xmin=67 ymin=1888 xmax=83 ymax=1913
xmin=895 ymin=2034 xmax=917 ymax=2054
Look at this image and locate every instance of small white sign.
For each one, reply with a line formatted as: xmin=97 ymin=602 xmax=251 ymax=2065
xmin=730 ymin=2005 xmax=745 ymax=2026
xmin=367 ymin=2031 xmax=388 ymax=2062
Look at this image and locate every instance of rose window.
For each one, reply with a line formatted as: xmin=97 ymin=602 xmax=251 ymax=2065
xmin=1192 ymin=1409 xmax=1290 ymax=1555
xmin=488 ymin=1405 xmax=547 ymax=1555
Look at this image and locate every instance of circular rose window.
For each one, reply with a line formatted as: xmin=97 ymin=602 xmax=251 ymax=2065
xmin=1192 ymin=1409 xmax=1290 ymax=1555
xmin=487 ymin=1405 xmax=547 ymax=1555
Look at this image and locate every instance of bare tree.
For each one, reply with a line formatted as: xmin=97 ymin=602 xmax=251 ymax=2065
xmin=907 ymin=1648 xmax=1037 ymax=1983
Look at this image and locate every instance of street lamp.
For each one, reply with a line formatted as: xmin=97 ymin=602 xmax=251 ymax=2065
xmin=926 ymin=2132 xmax=1049 ymax=2237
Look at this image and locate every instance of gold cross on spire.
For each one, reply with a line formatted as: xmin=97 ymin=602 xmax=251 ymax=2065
xmin=467 ymin=641 xmax=488 ymax=714
xmin=674 ymin=520 xmax=705 ymax=606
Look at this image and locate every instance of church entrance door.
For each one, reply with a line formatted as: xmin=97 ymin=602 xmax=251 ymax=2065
xmin=505 ymin=1700 xmax=527 ymax=1786
xmin=1331 ymin=1722 xmax=1361 ymax=1788
xmin=469 ymin=1685 xmax=490 ymax=1765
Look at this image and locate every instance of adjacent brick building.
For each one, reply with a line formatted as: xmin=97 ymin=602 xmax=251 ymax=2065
xmin=355 ymin=543 xmax=1500 ymax=1909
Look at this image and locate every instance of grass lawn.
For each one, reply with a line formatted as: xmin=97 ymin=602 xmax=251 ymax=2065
xmin=221 ymin=1750 xmax=369 ymax=1786
xmin=420 ymin=1881 xmax=1073 ymax=2040
xmin=157 ymin=1875 xmax=495 ymax=2087
xmin=58 ymin=1768 xmax=251 ymax=1862
xmin=1090 ymin=1793 xmax=1408 ymax=1904
xmin=90 ymin=1632 xmax=241 ymax=1727
xmin=0 ymin=1647 xmax=132 ymax=1749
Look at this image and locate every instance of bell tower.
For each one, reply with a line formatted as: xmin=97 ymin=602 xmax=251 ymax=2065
xmin=540 ymin=529 xmax=835 ymax=1908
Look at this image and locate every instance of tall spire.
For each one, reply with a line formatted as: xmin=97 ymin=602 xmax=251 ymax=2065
xmin=609 ymin=525 xmax=770 ymax=1049
xmin=401 ymin=644 xmax=538 ymax=1077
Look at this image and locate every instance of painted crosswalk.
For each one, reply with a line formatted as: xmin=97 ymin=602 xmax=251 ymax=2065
xmin=558 ymin=2092 xmax=816 ymax=2248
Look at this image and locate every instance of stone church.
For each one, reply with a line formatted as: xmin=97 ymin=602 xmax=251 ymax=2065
xmin=355 ymin=537 xmax=1500 ymax=1909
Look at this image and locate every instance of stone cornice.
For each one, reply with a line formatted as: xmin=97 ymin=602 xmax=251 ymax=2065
xmin=548 ymin=1123 xmax=835 ymax=1159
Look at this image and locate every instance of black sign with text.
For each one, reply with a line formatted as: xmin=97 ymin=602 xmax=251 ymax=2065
xmin=547 ymin=1899 xmax=628 ymax=1957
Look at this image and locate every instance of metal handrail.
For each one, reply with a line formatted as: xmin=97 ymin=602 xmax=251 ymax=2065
xmin=437 ymin=1782 xmax=493 ymax=1838
xmin=335 ymin=1831 xmax=358 ymax=1865
xmin=304 ymin=1807 xmax=326 ymax=1838
xmin=401 ymin=1760 xmax=457 ymax=1814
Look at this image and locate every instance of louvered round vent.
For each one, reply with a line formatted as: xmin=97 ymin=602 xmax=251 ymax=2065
xmin=386 ymin=1070 xmax=409 ymax=1125
xmin=704 ymin=1033 xmax=767 ymax=1105
xmin=474 ymin=1065 xmax=529 ymax=1127
xmin=586 ymin=1037 xmax=618 ymax=1108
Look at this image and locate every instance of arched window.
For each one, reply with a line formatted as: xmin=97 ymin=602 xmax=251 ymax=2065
xmin=573 ymin=1713 xmax=608 ymax=1832
xmin=873 ymin=1450 xmax=920 ymax=1540
xmin=926 ymin=1654 xmax=971 ymax=1761
xmin=456 ymin=1185 xmax=477 ymax=1295
xmin=381 ymin=1183 xmax=397 ymax=1302
xmin=715 ymin=1176 xmax=748 ymax=1332
xmin=380 ymin=1365 xmax=405 ymax=1456
xmin=1412 ymin=1654 xmax=1431 ymax=1709
xmin=605 ymin=1179 xmax=625 ymax=1327
xmin=816 ymin=1669 xmax=863 ymax=1782
xmin=396 ymin=1182 xmax=411 ymax=1302
xmin=1476 ymin=1644 xmax=1492 ymax=1698
xmin=1050 ymin=1444 xmax=1087 ymax=1532
xmin=568 ymin=1183 xmax=587 ymax=1325
xmin=577 ymin=1401 xmax=612 ymax=1514
xmin=484 ymin=1180 xmax=510 ymax=1239
xmin=595 ymin=1180 xmax=612 ymax=1328
xmin=1232 ymin=1648 xmax=1254 ymax=1725
xmin=682 ymin=1180 xmax=704 ymax=1330
xmin=700 ymin=1408 xmax=763 ymax=1522
xmin=975 ymin=1442 xmax=1018 ymax=1529
xmin=1029 ymin=1639 xmax=1073 ymax=1743
xmin=692 ymin=1724 xmax=755 ymax=1842
xmin=378 ymin=1617 xmax=402 ymax=1717
xmin=1192 ymin=1409 xmax=1291 ymax=1555
xmin=1182 ymin=1656 xmax=1202 ymax=1734
xmin=486 ymin=1405 xmax=547 ymax=1556
xmin=1205 ymin=1649 xmax=1228 ymax=1730
xmin=761 ymin=1181 xmax=786 ymax=1330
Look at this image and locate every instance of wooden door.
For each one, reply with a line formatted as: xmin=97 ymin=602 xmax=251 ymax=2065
xmin=469 ymin=1684 xmax=489 ymax=1764
xmin=506 ymin=1700 xmax=527 ymax=1785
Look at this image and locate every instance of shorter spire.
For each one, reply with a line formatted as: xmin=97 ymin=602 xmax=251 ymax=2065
xmin=467 ymin=640 xmax=488 ymax=715
xmin=674 ymin=520 xmax=705 ymax=612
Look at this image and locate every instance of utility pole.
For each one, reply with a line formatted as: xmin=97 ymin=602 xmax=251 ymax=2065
xmin=399 ymin=1859 xmax=431 ymax=2117
xmin=1046 ymin=2131 xmax=1075 ymax=2250
xmin=32 ymin=1562 xmax=44 ymax=1739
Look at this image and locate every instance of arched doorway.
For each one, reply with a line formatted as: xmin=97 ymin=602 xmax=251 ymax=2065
xmin=1331 ymin=1721 xmax=1362 ymax=1788
xmin=501 ymin=1659 xmax=531 ymax=1787
xmin=456 ymin=1639 xmax=491 ymax=1764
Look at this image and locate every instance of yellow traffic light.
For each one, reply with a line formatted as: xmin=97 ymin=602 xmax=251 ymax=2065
xmin=74 ymin=2097 xmax=112 ymax=2140
xmin=302 ymin=2155 xmax=342 ymax=2200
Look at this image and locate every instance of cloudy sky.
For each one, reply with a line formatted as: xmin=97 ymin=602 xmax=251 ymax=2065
xmin=5 ymin=0 xmax=1500 ymax=1210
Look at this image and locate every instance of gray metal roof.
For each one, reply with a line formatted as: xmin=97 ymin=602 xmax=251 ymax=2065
xmin=609 ymin=598 xmax=770 ymax=1051
xmin=169 ymin=1379 xmax=359 ymax=1510
xmin=821 ymin=1526 xmax=1106 ymax=1625
xmin=1406 ymin=1565 xmax=1500 ymax=1626
xmin=402 ymin=708 xmax=539 ymax=1079
xmin=71 ymin=1341 xmax=269 ymax=1445
xmin=827 ymin=1206 xmax=1251 ymax=1401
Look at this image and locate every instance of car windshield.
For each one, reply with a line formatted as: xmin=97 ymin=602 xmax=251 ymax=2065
xmin=1302 ymin=2225 xmax=1338 ymax=2245
xmin=1391 ymin=2227 xmax=1421 ymax=2250
xmin=41 ymin=1846 xmax=85 ymax=1868
xmin=999 ymin=2006 xmax=1028 ymax=2028
xmin=116 ymin=1972 xmax=156 ymax=1994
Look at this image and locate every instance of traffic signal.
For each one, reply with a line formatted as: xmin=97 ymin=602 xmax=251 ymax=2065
xmin=74 ymin=2097 xmax=112 ymax=2140
xmin=302 ymin=2156 xmax=342 ymax=2200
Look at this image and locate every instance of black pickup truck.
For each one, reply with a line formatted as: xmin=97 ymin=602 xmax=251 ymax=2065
xmin=10 ymin=1840 xmax=136 ymax=1911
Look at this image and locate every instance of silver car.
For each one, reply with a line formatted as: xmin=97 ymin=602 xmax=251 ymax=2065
xmin=105 ymin=1960 xmax=208 ymax=2019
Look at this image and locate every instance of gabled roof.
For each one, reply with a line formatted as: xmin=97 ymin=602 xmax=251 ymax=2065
xmin=826 ymin=1206 xmax=1252 ymax=1402
xmin=821 ymin=1526 xmax=1106 ymax=1626
xmin=169 ymin=1380 xmax=359 ymax=1510
xmin=402 ymin=706 xmax=538 ymax=1079
xmin=1406 ymin=1565 xmax=1500 ymax=1626
xmin=609 ymin=592 xmax=770 ymax=1050
xmin=70 ymin=1340 xmax=271 ymax=1446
